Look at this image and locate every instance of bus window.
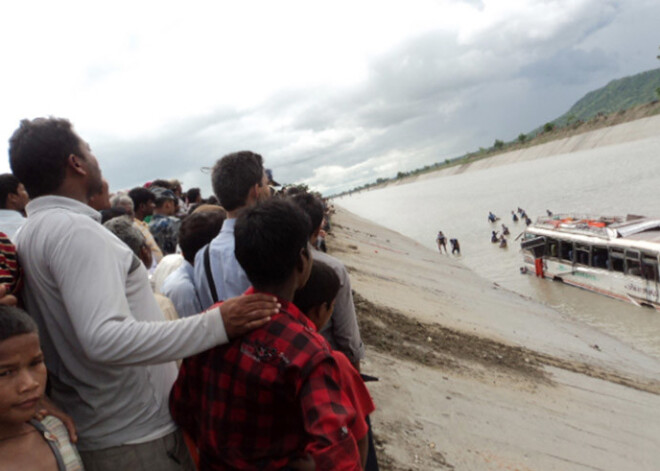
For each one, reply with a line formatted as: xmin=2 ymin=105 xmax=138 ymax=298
xmin=642 ymin=253 xmax=659 ymax=282
xmin=625 ymin=250 xmax=641 ymax=276
xmin=575 ymin=243 xmax=591 ymax=266
xmin=592 ymin=246 xmax=608 ymax=269
xmin=545 ymin=238 xmax=558 ymax=258
xmin=559 ymin=241 xmax=573 ymax=262
xmin=609 ymin=248 xmax=624 ymax=272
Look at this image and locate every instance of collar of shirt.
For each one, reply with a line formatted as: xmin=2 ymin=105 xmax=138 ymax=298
xmin=0 ymin=209 xmax=25 ymax=221
xmin=243 ymin=286 xmax=317 ymax=332
xmin=25 ymin=195 xmax=101 ymax=223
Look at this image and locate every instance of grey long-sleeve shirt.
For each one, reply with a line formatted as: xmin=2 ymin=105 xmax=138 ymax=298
xmin=17 ymin=196 xmax=228 ymax=450
xmin=314 ymin=250 xmax=365 ymax=365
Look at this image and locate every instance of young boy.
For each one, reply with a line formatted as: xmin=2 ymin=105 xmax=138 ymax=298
xmin=293 ymin=260 xmax=376 ymax=469
xmin=170 ymin=199 xmax=363 ymax=470
xmin=0 ymin=305 xmax=83 ymax=470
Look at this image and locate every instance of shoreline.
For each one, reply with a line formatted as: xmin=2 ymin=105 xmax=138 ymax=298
xmin=327 ymin=206 xmax=660 ymax=470
xmin=347 ymin=111 xmax=660 ymax=195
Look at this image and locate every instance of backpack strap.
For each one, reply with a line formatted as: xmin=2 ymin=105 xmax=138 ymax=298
xmin=204 ymin=244 xmax=219 ymax=304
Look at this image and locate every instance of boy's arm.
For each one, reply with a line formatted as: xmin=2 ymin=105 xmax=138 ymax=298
xmin=299 ymin=357 xmax=362 ymax=471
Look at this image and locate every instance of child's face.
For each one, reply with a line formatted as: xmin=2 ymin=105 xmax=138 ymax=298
xmin=316 ymin=299 xmax=336 ymax=331
xmin=0 ymin=333 xmax=46 ymax=426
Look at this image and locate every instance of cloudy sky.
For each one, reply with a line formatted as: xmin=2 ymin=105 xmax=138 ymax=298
xmin=1 ymin=0 xmax=658 ymax=196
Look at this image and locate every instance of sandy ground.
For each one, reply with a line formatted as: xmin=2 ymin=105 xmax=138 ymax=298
xmin=327 ymin=207 xmax=660 ymax=471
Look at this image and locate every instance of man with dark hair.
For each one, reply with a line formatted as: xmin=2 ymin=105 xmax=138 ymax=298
xmin=290 ymin=192 xmax=365 ymax=370
xmin=128 ymin=186 xmax=163 ymax=265
xmin=194 ymin=150 xmax=271 ymax=308
xmin=148 ymin=187 xmax=180 ymax=255
xmin=0 ymin=173 xmax=29 ymax=239
xmin=185 ymin=187 xmax=201 ymax=206
xmin=9 ymin=117 xmax=277 ymax=471
xmin=171 ymin=199 xmax=363 ymax=470
xmin=162 ymin=208 xmax=226 ymax=317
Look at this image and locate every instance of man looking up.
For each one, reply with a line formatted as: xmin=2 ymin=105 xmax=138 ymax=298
xmin=129 ymin=186 xmax=163 ymax=265
xmin=0 ymin=173 xmax=29 ymax=239
xmin=9 ymin=117 xmax=278 ymax=471
xmin=148 ymin=187 xmax=180 ymax=255
xmin=194 ymin=150 xmax=271 ymax=309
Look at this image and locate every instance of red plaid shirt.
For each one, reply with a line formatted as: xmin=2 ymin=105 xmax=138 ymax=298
xmin=170 ymin=288 xmax=361 ymax=471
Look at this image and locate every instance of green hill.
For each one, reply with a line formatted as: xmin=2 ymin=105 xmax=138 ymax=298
xmin=552 ymin=67 xmax=660 ymax=127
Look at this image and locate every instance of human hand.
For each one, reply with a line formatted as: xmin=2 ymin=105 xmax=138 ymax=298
xmin=36 ymin=396 xmax=78 ymax=443
xmin=220 ymin=294 xmax=280 ymax=339
xmin=0 ymin=284 xmax=17 ymax=306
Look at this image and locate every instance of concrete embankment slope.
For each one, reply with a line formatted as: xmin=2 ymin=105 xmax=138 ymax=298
xmin=327 ymin=206 xmax=660 ymax=470
xmin=409 ymin=113 xmax=660 ymax=182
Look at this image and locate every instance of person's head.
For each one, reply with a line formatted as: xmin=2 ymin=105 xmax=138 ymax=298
xmin=289 ymin=192 xmax=324 ymax=242
xmin=110 ymin=193 xmax=135 ymax=218
xmin=235 ymin=199 xmax=312 ymax=296
xmin=0 ymin=174 xmax=29 ymax=211
xmin=150 ymin=179 xmax=173 ymax=191
xmin=88 ymin=178 xmax=111 ymax=211
xmin=151 ymin=187 xmax=176 ymax=216
xmin=211 ymin=151 xmax=269 ymax=212
xmin=8 ymin=117 xmax=103 ymax=201
xmin=103 ymin=216 xmax=152 ymax=268
xmin=178 ymin=209 xmax=226 ymax=265
xmin=128 ymin=187 xmax=156 ymax=220
xmin=169 ymin=179 xmax=183 ymax=198
xmin=0 ymin=306 xmax=46 ymax=427
xmin=293 ymin=260 xmax=340 ymax=330
xmin=186 ymin=188 xmax=201 ymax=205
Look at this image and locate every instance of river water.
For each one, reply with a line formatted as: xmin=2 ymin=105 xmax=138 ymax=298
xmin=335 ymin=135 xmax=660 ymax=360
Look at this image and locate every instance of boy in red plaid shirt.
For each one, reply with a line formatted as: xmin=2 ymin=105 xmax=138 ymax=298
xmin=170 ymin=199 xmax=362 ymax=470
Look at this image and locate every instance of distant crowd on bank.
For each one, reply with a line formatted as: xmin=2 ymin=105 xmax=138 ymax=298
xmin=0 ymin=117 xmax=378 ymax=471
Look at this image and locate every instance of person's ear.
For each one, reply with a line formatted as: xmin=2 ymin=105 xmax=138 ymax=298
xmin=68 ymin=154 xmax=88 ymax=176
xmin=306 ymin=305 xmax=322 ymax=329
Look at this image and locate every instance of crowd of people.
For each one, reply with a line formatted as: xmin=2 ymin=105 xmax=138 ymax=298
xmin=0 ymin=117 xmax=377 ymax=470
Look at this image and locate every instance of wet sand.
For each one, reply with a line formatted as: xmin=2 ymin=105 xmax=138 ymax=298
xmin=328 ymin=207 xmax=660 ymax=470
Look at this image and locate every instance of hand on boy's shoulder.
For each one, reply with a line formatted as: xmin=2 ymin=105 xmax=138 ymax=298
xmin=219 ymin=293 xmax=280 ymax=339
xmin=35 ymin=396 xmax=77 ymax=443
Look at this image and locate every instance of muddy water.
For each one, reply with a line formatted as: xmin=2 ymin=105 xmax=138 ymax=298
xmin=336 ymin=135 xmax=660 ymax=360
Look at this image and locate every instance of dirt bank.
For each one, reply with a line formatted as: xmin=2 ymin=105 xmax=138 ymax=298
xmin=327 ymin=207 xmax=660 ymax=471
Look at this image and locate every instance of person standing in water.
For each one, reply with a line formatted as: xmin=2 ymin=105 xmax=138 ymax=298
xmin=436 ymin=231 xmax=447 ymax=254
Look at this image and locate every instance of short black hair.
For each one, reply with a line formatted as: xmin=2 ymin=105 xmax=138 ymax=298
xmin=0 ymin=305 xmax=38 ymax=342
xmin=9 ymin=117 xmax=83 ymax=198
xmin=128 ymin=187 xmax=155 ymax=209
xmin=179 ymin=210 xmax=226 ymax=265
xmin=100 ymin=207 xmax=128 ymax=225
xmin=186 ymin=188 xmax=201 ymax=203
xmin=0 ymin=174 xmax=21 ymax=209
xmin=293 ymin=260 xmax=340 ymax=315
xmin=290 ymin=192 xmax=324 ymax=237
xmin=211 ymin=151 xmax=264 ymax=211
xmin=235 ymin=199 xmax=311 ymax=288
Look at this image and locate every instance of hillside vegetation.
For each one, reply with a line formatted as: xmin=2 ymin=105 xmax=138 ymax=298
xmin=335 ymin=67 xmax=660 ymax=196
xmin=553 ymin=68 xmax=660 ymax=127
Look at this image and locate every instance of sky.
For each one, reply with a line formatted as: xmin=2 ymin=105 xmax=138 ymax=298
xmin=1 ymin=0 xmax=658 ymax=196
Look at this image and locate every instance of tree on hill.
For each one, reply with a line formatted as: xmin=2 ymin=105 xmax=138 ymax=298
xmin=518 ymin=133 xmax=527 ymax=143
xmin=493 ymin=139 xmax=504 ymax=150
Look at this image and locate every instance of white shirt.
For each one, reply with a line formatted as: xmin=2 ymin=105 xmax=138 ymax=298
xmin=16 ymin=196 xmax=228 ymax=450
xmin=0 ymin=209 xmax=25 ymax=240
xmin=193 ymin=218 xmax=251 ymax=309
xmin=162 ymin=261 xmax=202 ymax=318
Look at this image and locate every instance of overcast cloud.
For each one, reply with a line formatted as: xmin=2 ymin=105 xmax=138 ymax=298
xmin=1 ymin=0 xmax=658 ymax=195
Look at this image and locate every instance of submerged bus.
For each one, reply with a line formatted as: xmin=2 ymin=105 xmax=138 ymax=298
xmin=520 ymin=214 xmax=660 ymax=310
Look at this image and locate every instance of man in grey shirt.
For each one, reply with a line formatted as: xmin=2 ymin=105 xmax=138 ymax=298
xmin=290 ymin=192 xmax=365 ymax=369
xmin=9 ymin=118 xmax=278 ymax=470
